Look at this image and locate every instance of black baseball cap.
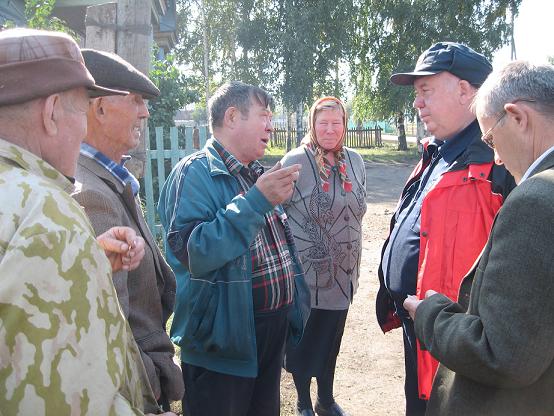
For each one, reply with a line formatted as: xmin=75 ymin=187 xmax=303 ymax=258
xmin=390 ymin=42 xmax=493 ymax=86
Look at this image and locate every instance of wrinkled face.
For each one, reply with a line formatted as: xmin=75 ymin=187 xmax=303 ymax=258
xmin=233 ymin=99 xmax=273 ymax=164
xmin=101 ymin=93 xmax=150 ymax=156
xmin=314 ymin=108 xmax=345 ymax=151
xmin=57 ymin=87 xmax=89 ymax=176
xmin=413 ymin=71 xmax=465 ymax=140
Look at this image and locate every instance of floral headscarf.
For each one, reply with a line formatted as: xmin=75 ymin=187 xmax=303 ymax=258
xmin=303 ymin=96 xmax=352 ymax=193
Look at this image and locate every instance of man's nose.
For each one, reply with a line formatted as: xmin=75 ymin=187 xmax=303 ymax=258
xmin=413 ymin=96 xmax=424 ymax=109
xmin=139 ymin=99 xmax=150 ymax=118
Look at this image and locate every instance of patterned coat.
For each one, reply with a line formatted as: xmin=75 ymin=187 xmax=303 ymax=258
xmin=0 ymin=138 xmax=157 ymax=415
xmin=281 ymin=145 xmax=367 ymax=310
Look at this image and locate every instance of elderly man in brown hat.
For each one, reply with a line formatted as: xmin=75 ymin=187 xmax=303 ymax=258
xmin=72 ymin=49 xmax=184 ymax=412
xmin=0 ymin=28 xmax=174 ymax=415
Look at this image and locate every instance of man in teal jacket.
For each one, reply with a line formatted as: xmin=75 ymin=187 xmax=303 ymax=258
xmin=158 ymin=81 xmax=310 ymax=416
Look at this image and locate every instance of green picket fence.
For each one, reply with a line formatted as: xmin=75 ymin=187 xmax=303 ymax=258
xmin=143 ymin=125 xmax=208 ymax=240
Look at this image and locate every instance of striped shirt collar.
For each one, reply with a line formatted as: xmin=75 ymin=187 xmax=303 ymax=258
xmin=80 ymin=142 xmax=140 ymax=196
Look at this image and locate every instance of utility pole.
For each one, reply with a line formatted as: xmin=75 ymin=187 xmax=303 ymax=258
xmin=510 ymin=2 xmax=517 ymax=60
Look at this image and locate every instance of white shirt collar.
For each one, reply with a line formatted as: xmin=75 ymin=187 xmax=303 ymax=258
xmin=520 ymin=145 xmax=554 ymax=183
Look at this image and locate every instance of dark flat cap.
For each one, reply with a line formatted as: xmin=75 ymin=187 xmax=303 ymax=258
xmin=81 ymin=49 xmax=160 ymax=100
xmin=391 ymin=42 xmax=492 ymax=86
xmin=0 ymin=28 xmax=125 ymax=107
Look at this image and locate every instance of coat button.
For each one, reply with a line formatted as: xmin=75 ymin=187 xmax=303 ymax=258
xmin=347 ymin=243 xmax=352 ymax=250
xmin=422 ymin=231 xmax=428 ymax=237
xmin=344 ymin=215 xmax=350 ymax=221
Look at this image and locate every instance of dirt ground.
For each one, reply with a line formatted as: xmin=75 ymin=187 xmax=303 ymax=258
xmin=279 ymin=161 xmax=416 ymax=416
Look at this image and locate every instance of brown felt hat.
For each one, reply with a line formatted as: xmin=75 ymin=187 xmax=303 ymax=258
xmin=81 ymin=49 xmax=160 ymax=100
xmin=0 ymin=28 xmax=126 ymax=107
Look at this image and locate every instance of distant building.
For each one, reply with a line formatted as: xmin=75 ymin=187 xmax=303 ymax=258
xmin=0 ymin=0 xmax=25 ymax=27
xmin=1 ymin=0 xmax=176 ymax=54
xmin=1 ymin=0 xmax=178 ymax=178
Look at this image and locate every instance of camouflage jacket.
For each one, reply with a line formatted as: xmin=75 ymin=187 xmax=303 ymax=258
xmin=0 ymin=138 xmax=158 ymax=415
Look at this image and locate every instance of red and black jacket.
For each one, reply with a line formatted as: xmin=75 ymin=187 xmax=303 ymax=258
xmin=376 ymin=131 xmax=515 ymax=399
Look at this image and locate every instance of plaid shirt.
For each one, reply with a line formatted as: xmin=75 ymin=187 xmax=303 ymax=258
xmin=213 ymin=139 xmax=294 ymax=313
xmin=80 ymin=143 xmax=140 ymax=196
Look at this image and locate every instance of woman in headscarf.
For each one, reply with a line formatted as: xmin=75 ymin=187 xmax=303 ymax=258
xmin=282 ymin=97 xmax=367 ymax=416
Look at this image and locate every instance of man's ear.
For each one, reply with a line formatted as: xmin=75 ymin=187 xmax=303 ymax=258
xmin=458 ymin=80 xmax=477 ymax=105
xmin=223 ymin=106 xmax=239 ymax=128
xmin=504 ymin=102 xmax=529 ymax=132
xmin=42 ymin=94 xmax=60 ymax=136
xmin=89 ymin=97 xmax=106 ymax=121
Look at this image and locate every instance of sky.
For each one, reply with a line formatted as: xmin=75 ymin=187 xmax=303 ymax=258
xmin=492 ymin=0 xmax=554 ymax=67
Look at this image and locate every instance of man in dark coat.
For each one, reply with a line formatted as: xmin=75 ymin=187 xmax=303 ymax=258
xmin=404 ymin=61 xmax=554 ymax=415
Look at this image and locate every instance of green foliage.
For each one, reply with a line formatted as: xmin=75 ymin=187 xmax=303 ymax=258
xmin=277 ymin=0 xmax=355 ymax=108
xmin=175 ymin=0 xmax=354 ymax=113
xmin=351 ymin=0 xmax=523 ymax=122
xmin=1 ymin=20 xmax=16 ymax=29
xmin=174 ymin=0 xmax=522 ymax=131
xmin=175 ymin=0 xmax=278 ymax=93
xmin=148 ymin=53 xmax=201 ymax=128
xmin=24 ymin=0 xmax=75 ymax=34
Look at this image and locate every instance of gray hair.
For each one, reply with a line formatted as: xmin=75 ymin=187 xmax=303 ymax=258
xmin=474 ymin=61 xmax=554 ymax=119
xmin=208 ymin=81 xmax=272 ymax=132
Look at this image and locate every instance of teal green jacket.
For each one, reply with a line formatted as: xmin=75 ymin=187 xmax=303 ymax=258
xmin=158 ymin=139 xmax=310 ymax=377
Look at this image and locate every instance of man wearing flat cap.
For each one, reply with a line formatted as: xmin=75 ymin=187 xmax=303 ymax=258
xmin=0 ymin=28 xmax=169 ymax=415
xmin=375 ymin=42 xmax=515 ymax=415
xmin=72 ymin=49 xmax=184 ymax=413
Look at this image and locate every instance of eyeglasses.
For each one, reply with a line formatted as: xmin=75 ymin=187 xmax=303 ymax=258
xmin=480 ymin=99 xmax=537 ymax=149
xmin=481 ymin=112 xmax=506 ymax=149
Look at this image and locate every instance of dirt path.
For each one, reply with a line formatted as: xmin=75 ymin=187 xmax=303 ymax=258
xmin=280 ymin=161 xmax=416 ymax=416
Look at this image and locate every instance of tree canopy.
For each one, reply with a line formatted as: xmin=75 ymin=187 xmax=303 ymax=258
xmin=173 ymin=0 xmax=522 ymax=135
xmin=175 ymin=0 xmax=353 ymax=113
xmin=351 ymin=0 xmax=522 ymax=122
xmin=148 ymin=52 xmax=201 ymax=128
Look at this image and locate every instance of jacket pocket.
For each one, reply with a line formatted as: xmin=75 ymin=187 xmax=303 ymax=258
xmin=185 ymin=282 xmax=218 ymax=342
xmin=184 ymin=277 xmax=255 ymax=362
xmin=305 ymin=256 xmax=334 ymax=289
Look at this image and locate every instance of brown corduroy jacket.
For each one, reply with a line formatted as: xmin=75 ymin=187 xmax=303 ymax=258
xmin=73 ymin=154 xmax=184 ymax=411
xmin=414 ymin=151 xmax=554 ymax=416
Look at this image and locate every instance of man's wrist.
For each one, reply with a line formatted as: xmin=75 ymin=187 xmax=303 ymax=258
xmin=247 ymin=185 xmax=275 ymax=213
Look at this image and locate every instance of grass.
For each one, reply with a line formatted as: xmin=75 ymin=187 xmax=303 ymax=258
xmin=261 ymin=142 xmax=420 ymax=166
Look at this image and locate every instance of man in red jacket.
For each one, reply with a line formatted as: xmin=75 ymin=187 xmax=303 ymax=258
xmin=376 ymin=42 xmax=515 ymax=416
